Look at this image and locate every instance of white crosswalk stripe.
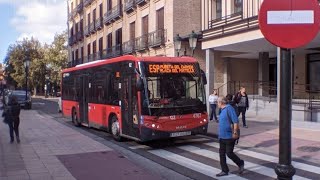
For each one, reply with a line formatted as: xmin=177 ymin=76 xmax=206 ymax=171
xmin=149 ymin=149 xmax=248 ymax=180
xmin=205 ymin=142 xmax=320 ymax=176
xmin=177 ymin=145 xmax=311 ymax=180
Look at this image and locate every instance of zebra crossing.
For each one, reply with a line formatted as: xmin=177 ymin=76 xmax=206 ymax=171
xmin=128 ymin=136 xmax=320 ymax=180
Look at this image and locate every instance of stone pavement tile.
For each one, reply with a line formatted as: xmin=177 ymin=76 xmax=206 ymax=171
xmin=47 ymin=166 xmax=73 ymax=178
xmin=6 ymin=170 xmax=28 ymax=176
xmin=52 ymin=176 xmax=76 ymax=180
xmin=5 ymin=175 xmax=30 ymax=180
xmin=29 ymin=173 xmax=53 ymax=180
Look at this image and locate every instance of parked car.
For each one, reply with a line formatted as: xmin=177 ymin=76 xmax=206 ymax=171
xmin=9 ymin=90 xmax=32 ymax=109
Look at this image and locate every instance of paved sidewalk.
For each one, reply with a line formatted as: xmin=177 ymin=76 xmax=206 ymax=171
xmin=207 ymin=112 xmax=320 ymax=164
xmin=0 ymin=110 xmax=162 ymax=180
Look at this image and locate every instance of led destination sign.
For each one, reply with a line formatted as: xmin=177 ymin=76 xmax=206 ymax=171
xmin=148 ymin=64 xmax=195 ymax=74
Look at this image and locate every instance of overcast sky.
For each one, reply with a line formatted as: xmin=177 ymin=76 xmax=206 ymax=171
xmin=0 ymin=0 xmax=67 ymax=62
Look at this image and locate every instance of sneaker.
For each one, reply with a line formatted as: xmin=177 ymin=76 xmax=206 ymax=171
xmin=238 ymin=161 xmax=245 ymax=174
xmin=216 ymin=171 xmax=228 ymax=177
xmin=243 ymin=125 xmax=248 ymax=128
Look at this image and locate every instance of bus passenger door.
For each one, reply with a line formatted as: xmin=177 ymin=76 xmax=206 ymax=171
xmin=79 ymin=76 xmax=89 ymax=124
xmin=120 ymin=62 xmax=140 ymax=139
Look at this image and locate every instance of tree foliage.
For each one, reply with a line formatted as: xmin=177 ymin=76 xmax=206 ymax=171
xmin=4 ymin=31 xmax=68 ymax=94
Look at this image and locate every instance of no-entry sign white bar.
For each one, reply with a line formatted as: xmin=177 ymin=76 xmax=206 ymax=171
xmin=267 ymin=10 xmax=314 ymax=24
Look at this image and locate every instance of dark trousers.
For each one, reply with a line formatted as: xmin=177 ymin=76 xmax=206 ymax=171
xmin=8 ymin=119 xmax=20 ymax=141
xmin=210 ymin=104 xmax=217 ymax=120
xmin=219 ymin=139 xmax=243 ymax=173
xmin=238 ymin=107 xmax=247 ymax=126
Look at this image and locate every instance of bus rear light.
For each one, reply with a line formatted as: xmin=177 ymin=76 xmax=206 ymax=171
xmin=200 ymin=121 xmax=203 ymax=124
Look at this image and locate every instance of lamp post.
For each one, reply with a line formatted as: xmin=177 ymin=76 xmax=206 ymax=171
xmin=188 ymin=31 xmax=198 ymax=57
xmin=174 ymin=34 xmax=182 ymax=57
xmin=24 ymin=58 xmax=30 ymax=101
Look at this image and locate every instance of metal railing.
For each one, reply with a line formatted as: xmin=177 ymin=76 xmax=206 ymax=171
xmin=103 ymin=4 xmax=123 ymax=25
xmin=124 ymin=0 xmax=136 ymax=12
xmin=89 ymin=22 xmax=96 ymax=34
xmin=122 ymin=40 xmax=135 ymax=54
xmin=95 ymin=17 xmax=103 ymax=30
xmin=76 ymin=1 xmax=83 ymax=14
xmin=76 ymin=31 xmax=84 ymax=41
xmin=135 ymin=0 xmax=147 ymax=6
xmin=84 ymin=26 xmax=90 ymax=37
xmin=148 ymin=29 xmax=166 ymax=47
xmin=84 ymin=0 xmax=93 ymax=7
xmin=135 ymin=34 xmax=148 ymax=51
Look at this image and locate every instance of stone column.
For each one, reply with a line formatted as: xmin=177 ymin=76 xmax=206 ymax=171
xmin=258 ymin=52 xmax=270 ymax=96
xmin=206 ymin=49 xmax=215 ymax=112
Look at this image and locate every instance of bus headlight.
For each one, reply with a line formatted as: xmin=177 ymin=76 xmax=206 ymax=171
xmin=152 ymin=124 xmax=156 ymax=128
xmin=203 ymin=119 xmax=207 ymax=122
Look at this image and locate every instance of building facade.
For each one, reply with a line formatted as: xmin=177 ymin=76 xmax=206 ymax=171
xmin=67 ymin=0 xmax=205 ymax=69
xmin=201 ymin=0 xmax=320 ymax=121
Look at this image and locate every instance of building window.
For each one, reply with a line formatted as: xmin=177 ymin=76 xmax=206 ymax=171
xmin=156 ymin=8 xmax=164 ymax=30
xmin=87 ymin=13 xmax=91 ymax=26
xmin=234 ymin=0 xmax=243 ymax=14
xmin=93 ymin=9 xmax=96 ymax=21
xmin=107 ymin=0 xmax=112 ymax=11
xmin=99 ymin=4 xmax=103 ymax=18
xmin=142 ymin=15 xmax=149 ymax=35
xmin=116 ymin=28 xmax=122 ymax=46
xmin=107 ymin=33 xmax=113 ymax=48
xmin=307 ymin=54 xmax=320 ymax=92
xmin=130 ymin=21 xmax=135 ymax=40
xmin=87 ymin=43 xmax=91 ymax=55
xmin=99 ymin=37 xmax=103 ymax=52
xmin=93 ymin=41 xmax=96 ymax=55
xmin=211 ymin=0 xmax=222 ymax=20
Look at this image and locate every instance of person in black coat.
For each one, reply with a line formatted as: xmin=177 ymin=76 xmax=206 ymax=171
xmin=234 ymin=87 xmax=249 ymax=128
xmin=2 ymin=95 xmax=21 ymax=143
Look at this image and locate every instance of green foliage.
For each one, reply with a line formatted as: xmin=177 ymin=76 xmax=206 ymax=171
xmin=4 ymin=31 xmax=68 ymax=92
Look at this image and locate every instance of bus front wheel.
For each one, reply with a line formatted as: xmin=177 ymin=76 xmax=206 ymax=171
xmin=72 ymin=108 xmax=80 ymax=127
xmin=111 ymin=116 xmax=122 ymax=141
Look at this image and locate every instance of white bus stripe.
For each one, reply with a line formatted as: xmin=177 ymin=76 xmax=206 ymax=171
xmin=178 ymin=145 xmax=310 ymax=180
xmin=205 ymin=142 xmax=320 ymax=175
xmin=149 ymin=149 xmax=248 ymax=180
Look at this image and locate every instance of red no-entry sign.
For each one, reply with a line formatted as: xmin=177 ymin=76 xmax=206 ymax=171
xmin=259 ymin=0 xmax=320 ymax=49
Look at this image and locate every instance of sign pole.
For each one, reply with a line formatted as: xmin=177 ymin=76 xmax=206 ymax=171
xmin=274 ymin=48 xmax=295 ymax=180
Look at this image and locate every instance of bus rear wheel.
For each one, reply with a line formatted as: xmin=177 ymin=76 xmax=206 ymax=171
xmin=111 ymin=116 xmax=122 ymax=141
xmin=72 ymin=108 xmax=80 ymax=127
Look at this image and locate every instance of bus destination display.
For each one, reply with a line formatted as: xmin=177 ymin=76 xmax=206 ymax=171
xmin=148 ymin=64 xmax=195 ymax=74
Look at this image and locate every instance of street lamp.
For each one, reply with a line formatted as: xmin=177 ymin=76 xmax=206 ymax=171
xmin=24 ymin=58 xmax=30 ymax=101
xmin=174 ymin=34 xmax=182 ymax=57
xmin=189 ymin=31 xmax=198 ymax=57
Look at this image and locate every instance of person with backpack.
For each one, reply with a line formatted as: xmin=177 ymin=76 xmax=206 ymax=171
xmin=2 ymin=95 xmax=21 ymax=143
xmin=216 ymin=96 xmax=244 ymax=177
xmin=234 ymin=87 xmax=249 ymax=128
xmin=208 ymin=89 xmax=218 ymax=122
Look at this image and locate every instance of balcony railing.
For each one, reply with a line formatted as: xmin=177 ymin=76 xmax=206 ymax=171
xmin=124 ymin=0 xmax=136 ymax=13
xmin=68 ymin=36 xmax=74 ymax=46
xmin=84 ymin=26 xmax=90 ymax=37
xmin=148 ymin=29 xmax=166 ymax=47
xmin=135 ymin=0 xmax=148 ymax=6
xmin=76 ymin=31 xmax=84 ymax=41
xmin=84 ymin=0 xmax=93 ymax=7
xmin=103 ymin=4 xmax=123 ymax=25
xmin=95 ymin=17 xmax=103 ymax=30
xmin=89 ymin=22 xmax=96 ymax=34
xmin=135 ymin=34 xmax=148 ymax=51
xmin=122 ymin=40 xmax=135 ymax=54
xmin=76 ymin=1 xmax=83 ymax=14
xmin=203 ymin=0 xmax=261 ymax=39
xmin=104 ymin=45 xmax=122 ymax=59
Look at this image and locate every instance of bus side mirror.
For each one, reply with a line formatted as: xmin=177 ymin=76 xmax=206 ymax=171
xmin=201 ymin=70 xmax=207 ymax=85
xmin=137 ymin=78 xmax=144 ymax=91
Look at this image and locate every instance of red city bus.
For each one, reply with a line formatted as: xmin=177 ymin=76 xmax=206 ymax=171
xmin=61 ymin=55 xmax=208 ymax=141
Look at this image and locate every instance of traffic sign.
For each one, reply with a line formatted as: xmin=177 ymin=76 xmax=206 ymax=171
xmin=259 ymin=0 xmax=320 ymax=49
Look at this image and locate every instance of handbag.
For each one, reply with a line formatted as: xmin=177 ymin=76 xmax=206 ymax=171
xmin=226 ymin=109 xmax=240 ymax=144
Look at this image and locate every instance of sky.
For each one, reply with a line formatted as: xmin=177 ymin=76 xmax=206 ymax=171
xmin=0 ymin=0 xmax=67 ymax=63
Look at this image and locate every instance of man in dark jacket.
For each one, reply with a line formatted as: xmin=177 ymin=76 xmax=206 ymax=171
xmin=3 ymin=95 xmax=21 ymax=143
xmin=234 ymin=87 xmax=249 ymax=128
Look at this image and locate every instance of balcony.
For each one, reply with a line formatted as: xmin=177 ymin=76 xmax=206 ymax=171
xmin=135 ymin=0 xmax=148 ymax=6
xmin=76 ymin=2 xmax=83 ymax=14
xmin=84 ymin=26 xmax=90 ymax=37
xmin=76 ymin=31 xmax=84 ymax=41
xmin=135 ymin=34 xmax=148 ymax=51
xmin=68 ymin=36 xmax=74 ymax=46
xmin=124 ymin=0 xmax=136 ymax=13
xmin=122 ymin=40 xmax=135 ymax=54
xmin=148 ymin=29 xmax=166 ymax=48
xmin=95 ymin=17 xmax=103 ymax=31
xmin=84 ymin=0 xmax=93 ymax=7
xmin=104 ymin=45 xmax=122 ymax=59
xmin=103 ymin=4 xmax=123 ymax=25
xmin=89 ymin=22 xmax=96 ymax=34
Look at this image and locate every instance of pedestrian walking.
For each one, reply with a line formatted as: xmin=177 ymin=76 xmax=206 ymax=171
xmin=234 ymin=87 xmax=249 ymax=128
xmin=208 ymin=90 xmax=218 ymax=122
xmin=226 ymin=94 xmax=239 ymax=116
xmin=216 ymin=96 xmax=244 ymax=177
xmin=2 ymin=95 xmax=21 ymax=143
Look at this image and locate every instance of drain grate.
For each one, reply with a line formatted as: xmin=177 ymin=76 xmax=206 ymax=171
xmin=297 ymin=146 xmax=320 ymax=152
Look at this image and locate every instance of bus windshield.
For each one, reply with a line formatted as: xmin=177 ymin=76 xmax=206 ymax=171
xmin=141 ymin=74 xmax=206 ymax=116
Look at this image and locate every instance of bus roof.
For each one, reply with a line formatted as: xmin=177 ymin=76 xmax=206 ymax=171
xmin=62 ymin=55 xmax=198 ymax=73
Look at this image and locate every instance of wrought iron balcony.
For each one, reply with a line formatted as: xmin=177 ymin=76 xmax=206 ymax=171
xmin=76 ymin=1 xmax=83 ymax=14
xmin=76 ymin=31 xmax=84 ymax=41
xmin=103 ymin=4 xmax=123 ymax=25
xmin=88 ymin=54 xmax=95 ymax=62
xmin=124 ymin=0 xmax=136 ymax=13
xmin=135 ymin=34 xmax=148 ymax=51
xmin=84 ymin=0 xmax=93 ymax=7
xmin=75 ymin=58 xmax=83 ymax=65
xmin=135 ymin=0 xmax=148 ymax=6
xmin=95 ymin=17 xmax=103 ymax=30
xmin=148 ymin=29 xmax=166 ymax=48
xmin=122 ymin=40 xmax=135 ymax=54
xmin=89 ymin=22 xmax=96 ymax=34
xmin=68 ymin=36 xmax=74 ymax=46
xmin=104 ymin=45 xmax=122 ymax=59
xmin=84 ymin=26 xmax=90 ymax=37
